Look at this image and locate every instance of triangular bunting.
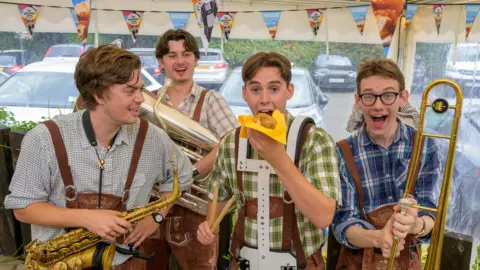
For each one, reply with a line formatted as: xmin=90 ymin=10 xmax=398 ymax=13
xmin=349 ymin=6 xmax=369 ymax=35
xmin=123 ymin=11 xmax=144 ymax=43
xmin=70 ymin=0 xmax=91 ymax=44
xmin=405 ymin=4 xmax=419 ymax=28
xmin=371 ymin=0 xmax=405 ymax=57
xmin=307 ymin=9 xmax=326 ymax=36
xmin=169 ymin=12 xmax=190 ymax=30
xmin=218 ymin=12 xmax=236 ymax=40
xmin=433 ymin=4 xmax=445 ymax=36
xmin=18 ymin=4 xmax=40 ymax=36
xmin=262 ymin=11 xmax=281 ymax=40
xmin=466 ymin=4 xmax=480 ymax=41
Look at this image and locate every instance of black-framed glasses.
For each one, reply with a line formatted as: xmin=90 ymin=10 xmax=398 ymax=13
xmin=358 ymin=92 xmax=400 ymax=106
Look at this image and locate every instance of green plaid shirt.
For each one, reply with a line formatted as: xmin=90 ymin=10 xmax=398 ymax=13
xmin=208 ymin=113 xmax=341 ymax=258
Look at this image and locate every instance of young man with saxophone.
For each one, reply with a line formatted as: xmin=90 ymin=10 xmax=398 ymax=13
xmin=4 ymin=45 xmax=193 ymax=269
xmin=196 ymin=52 xmax=342 ymax=270
xmin=332 ymin=59 xmax=441 ymax=269
xmin=144 ymin=29 xmax=238 ymax=270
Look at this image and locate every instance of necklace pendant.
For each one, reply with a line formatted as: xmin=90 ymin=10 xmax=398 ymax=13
xmin=99 ymin=160 xmax=105 ymax=169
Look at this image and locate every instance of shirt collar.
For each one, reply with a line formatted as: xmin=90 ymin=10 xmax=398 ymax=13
xmin=357 ymin=118 xmax=409 ymax=147
xmin=79 ymin=110 xmax=131 ymax=149
xmin=161 ymin=82 xmax=204 ymax=103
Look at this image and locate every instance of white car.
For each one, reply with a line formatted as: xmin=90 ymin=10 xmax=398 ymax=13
xmin=0 ymin=58 xmax=161 ymax=123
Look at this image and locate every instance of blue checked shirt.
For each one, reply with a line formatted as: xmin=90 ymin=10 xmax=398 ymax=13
xmin=332 ymin=121 xmax=441 ymax=249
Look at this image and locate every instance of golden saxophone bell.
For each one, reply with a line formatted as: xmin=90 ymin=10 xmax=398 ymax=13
xmin=387 ymin=78 xmax=463 ymax=270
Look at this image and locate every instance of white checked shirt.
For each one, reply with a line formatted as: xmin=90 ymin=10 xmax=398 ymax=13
xmin=159 ymin=83 xmax=239 ymax=139
xmin=4 ymin=110 xmax=193 ymax=265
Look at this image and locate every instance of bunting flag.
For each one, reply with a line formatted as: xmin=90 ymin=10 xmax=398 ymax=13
xmin=349 ymin=6 xmax=368 ymax=35
xmin=18 ymin=4 xmax=40 ymax=36
xmin=192 ymin=0 xmax=220 ymax=54
xmin=70 ymin=0 xmax=91 ymax=44
xmin=169 ymin=12 xmax=190 ymax=30
xmin=370 ymin=0 xmax=405 ymax=56
xmin=217 ymin=12 xmax=236 ymax=40
xmin=123 ymin=11 xmax=144 ymax=43
xmin=433 ymin=4 xmax=445 ymax=36
xmin=262 ymin=11 xmax=281 ymax=40
xmin=405 ymin=4 xmax=419 ymax=28
xmin=465 ymin=5 xmax=480 ymax=41
xmin=307 ymin=9 xmax=326 ymax=36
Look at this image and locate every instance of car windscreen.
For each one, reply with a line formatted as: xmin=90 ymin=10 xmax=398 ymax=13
xmin=315 ymin=55 xmax=352 ymax=67
xmin=199 ymin=52 xmax=222 ymax=61
xmin=0 ymin=55 xmax=16 ymax=66
xmin=0 ymin=71 xmax=78 ymax=108
xmin=47 ymin=47 xmax=82 ymax=57
xmin=220 ymin=71 xmax=314 ymax=108
xmin=138 ymin=55 xmax=159 ymax=68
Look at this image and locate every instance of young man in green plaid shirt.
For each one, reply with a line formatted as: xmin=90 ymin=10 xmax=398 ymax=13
xmin=197 ymin=52 xmax=342 ymax=269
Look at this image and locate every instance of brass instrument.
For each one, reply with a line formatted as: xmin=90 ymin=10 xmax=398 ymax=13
xmin=24 ymin=153 xmax=181 ymax=270
xmin=387 ymin=78 xmax=463 ymax=270
xmin=140 ymin=86 xmax=220 ymax=216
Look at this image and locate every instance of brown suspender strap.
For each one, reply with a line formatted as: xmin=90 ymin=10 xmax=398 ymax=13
xmin=122 ymin=118 xmax=149 ymax=203
xmin=192 ymin=89 xmax=208 ymax=122
xmin=337 ymin=139 xmax=367 ymax=220
xmin=44 ymin=120 xmax=76 ymax=200
xmin=282 ymin=122 xmax=313 ymax=266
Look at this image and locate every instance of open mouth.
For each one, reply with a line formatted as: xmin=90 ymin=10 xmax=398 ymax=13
xmin=371 ymin=115 xmax=387 ymax=128
xmin=174 ymin=67 xmax=187 ymax=75
xmin=258 ymin=110 xmax=274 ymax=116
xmin=129 ymin=108 xmax=140 ymax=115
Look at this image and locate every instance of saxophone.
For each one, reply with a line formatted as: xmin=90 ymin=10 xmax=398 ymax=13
xmin=24 ymin=153 xmax=181 ymax=270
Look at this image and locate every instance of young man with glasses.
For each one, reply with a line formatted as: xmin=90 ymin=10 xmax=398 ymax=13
xmin=332 ymin=59 xmax=441 ymax=269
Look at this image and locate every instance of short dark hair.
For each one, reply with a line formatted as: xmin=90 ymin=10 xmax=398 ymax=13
xmin=155 ymin=29 xmax=200 ymax=60
xmin=356 ymin=59 xmax=405 ymax=94
xmin=74 ymin=44 xmax=142 ymax=110
xmin=242 ymin=52 xmax=292 ymax=85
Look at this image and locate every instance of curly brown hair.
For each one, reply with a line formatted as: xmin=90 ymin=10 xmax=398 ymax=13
xmin=155 ymin=29 xmax=200 ymax=60
xmin=242 ymin=52 xmax=292 ymax=85
xmin=74 ymin=44 xmax=142 ymax=110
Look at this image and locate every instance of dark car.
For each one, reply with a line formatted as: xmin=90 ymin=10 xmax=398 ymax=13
xmin=311 ymin=54 xmax=357 ymax=92
xmin=219 ymin=67 xmax=329 ymax=129
xmin=0 ymin=50 xmax=37 ymax=75
xmin=425 ymin=102 xmax=480 ymax=239
xmin=44 ymin=44 xmax=94 ymax=59
xmin=129 ymin=48 xmax=164 ymax=85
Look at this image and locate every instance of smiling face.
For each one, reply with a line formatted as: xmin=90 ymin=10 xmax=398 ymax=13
xmin=94 ymin=69 xmax=145 ymax=126
xmin=242 ymin=66 xmax=294 ymax=117
xmin=159 ymin=40 xmax=198 ymax=85
xmin=355 ymin=75 xmax=408 ymax=139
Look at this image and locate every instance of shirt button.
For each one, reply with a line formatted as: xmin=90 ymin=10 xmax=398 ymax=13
xmin=389 ymin=196 xmax=393 ymax=200
xmin=386 ymin=174 xmax=390 ymax=177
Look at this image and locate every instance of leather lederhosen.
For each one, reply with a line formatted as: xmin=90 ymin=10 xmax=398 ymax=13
xmin=334 ymin=138 xmax=423 ymax=270
xmin=229 ymin=125 xmax=325 ymax=270
xmin=44 ymin=118 xmax=149 ymax=270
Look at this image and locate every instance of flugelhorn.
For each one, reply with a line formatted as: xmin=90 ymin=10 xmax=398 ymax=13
xmin=387 ymin=78 xmax=463 ymax=270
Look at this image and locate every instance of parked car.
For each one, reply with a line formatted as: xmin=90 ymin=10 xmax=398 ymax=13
xmin=426 ymin=100 xmax=480 ymax=238
xmin=194 ymin=48 xmax=229 ymax=90
xmin=0 ymin=71 xmax=9 ymax=85
xmin=445 ymin=43 xmax=480 ymax=99
xmin=219 ymin=67 xmax=329 ymax=129
xmin=44 ymin=44 xmax=94 ymax=59
xmin=311 ymin=54 xmax=357 ymax=92
xmin=0 ymin=58 xmax=161 ymax=123
xmin=129 ymin=48 xmax=164 ymax=84
xmin=0 ymin=50 xmax=37 ymax=75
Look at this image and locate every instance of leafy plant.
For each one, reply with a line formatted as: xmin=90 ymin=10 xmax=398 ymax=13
xmin=0 ymin=107 xmax=38 ymax=132
xmin=472 ymin=245 xmax=480 ymax=270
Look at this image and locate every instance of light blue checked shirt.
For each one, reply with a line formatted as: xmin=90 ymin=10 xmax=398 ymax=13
xmin=332 ymin=121 xmax=441 ymax=249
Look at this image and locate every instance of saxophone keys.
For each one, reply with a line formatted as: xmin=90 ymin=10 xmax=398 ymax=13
xmin=52 ymin=262 xmax=68 ymax=270
xmin=66 ymin=257 xmax=83 ymax=270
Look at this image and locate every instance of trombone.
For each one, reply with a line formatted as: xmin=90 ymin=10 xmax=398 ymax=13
xmin=387 ymin=78 xmax=463 ymax=270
